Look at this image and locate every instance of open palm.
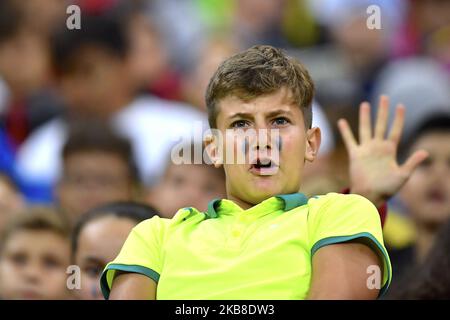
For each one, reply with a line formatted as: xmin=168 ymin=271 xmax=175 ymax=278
xmin=338 ymin=95 xmax=428 ymax=207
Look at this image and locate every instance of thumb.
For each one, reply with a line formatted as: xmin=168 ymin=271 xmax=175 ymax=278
xmin=401 ymin=150 xmax=429 ymax=175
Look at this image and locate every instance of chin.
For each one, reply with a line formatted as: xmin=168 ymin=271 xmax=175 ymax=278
xmin=248 ymin=184 xmax=288 ymax=203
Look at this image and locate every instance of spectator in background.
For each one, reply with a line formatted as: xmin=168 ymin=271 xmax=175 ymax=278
xmin=0 ymin=0 xmax=63 ymax=146
xmin=387 ymin=218 xmax=450 ymax=300
xmin=56 ymin=122 xmax=139 ymax=225
xmin=299 ymin=0 xmax=405 ymax=108
xmin=16 ymin=12 xmax=207 ymax=203
xmin=0 ymin=173 xmax=24 ymax=234
xmin=393 ymin=0 xmax=450 ymax=64
xmin=71 ymin=201 xmax=158 ymax=300
xmin=0 ymin=208 xmax=71 ymax=300
xmin=120 ymin=4 xmax=184 ymax=101
xmin=0 ymin=0 xmax=64 ymax=201
xmin=388 ymin=113 xmax=450 ymax=290
xmin=147 ymin=143 xmax=226 ymax=218
xmin=231 ymin=0 xmax=289 ymax=49
xmin=181 ymin=37 xmax=238 ymax=111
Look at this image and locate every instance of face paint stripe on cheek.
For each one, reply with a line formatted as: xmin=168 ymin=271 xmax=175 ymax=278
xmin=276 ymin=136 xmax=282 ymax=152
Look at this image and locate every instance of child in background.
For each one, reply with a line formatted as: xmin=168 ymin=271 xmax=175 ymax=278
xmin=71 ymin=201 xmax=159 ymax=300
xmin=387 ymin=218 xmax=450 ymax=300
xmin=56 ymin=121 xmax=139 ymax=225
xmin=388 ymin=113 xmax=450 ymax=290
xmin=147 ymin=143 xmax=226 ymax=218
xmin=0 ymin=208 xmax=71 ymax=300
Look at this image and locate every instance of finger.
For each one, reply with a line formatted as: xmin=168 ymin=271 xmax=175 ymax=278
xmin=359 ymin=102 xmax=372 ymax=143
xmin=388 ymin=104 xmax=405 ymax=144
xmin=338 ymin=119 xmax=357 ymax=150
xmin=401 ymin=150 xmax=429 ymax=175
xmin=374 ymin=95 xmax=389 ymax=140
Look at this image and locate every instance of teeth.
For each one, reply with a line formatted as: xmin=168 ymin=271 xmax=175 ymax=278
xmin=254 ymin=160 xmax=271 ymax=168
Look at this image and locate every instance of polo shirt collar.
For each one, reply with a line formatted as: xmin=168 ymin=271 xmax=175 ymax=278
xmin=206 ymin=193 xmax=308 ymax=218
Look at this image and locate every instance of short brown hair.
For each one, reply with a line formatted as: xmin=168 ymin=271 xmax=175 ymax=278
xmin=205 ymin=45 xmax=315 ymax=129
xmin=0 ymin=207 xmax=70 ymax=252
xmin=62 ymin=120 xmax=139 ymax=183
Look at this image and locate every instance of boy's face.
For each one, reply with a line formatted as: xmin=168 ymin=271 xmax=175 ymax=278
xmin=74 ymin=216 xmax=136 ymax=300
xmin=148 ymin=164 xmax=227 ymax=218
xmin=0 ymin=230 xmax=70 ymax=300
xmin=400 ymin=132 xmax=450 ymax=228
xmin=60 ymin=47 xmax=128 ymax=117
xmin=0 ymin=31 xmax=49 ymax=95
xmin=57 ymin=151 xmax=134 ymax=224
xmin=208 ymin=88 xmax=320 ymax=207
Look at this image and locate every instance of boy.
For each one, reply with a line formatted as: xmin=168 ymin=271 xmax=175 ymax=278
xmin=0 ymin=208 xmax=71 ymax=300
xmin=56 ymin=121 xmax=139 ymax=224
xmin=388 ymin=113 xmax=450 ymax=290
xmin=147 ymin=143 xmax=227 ymax=218
xmin=71 ymin=201 xmax=158 ymax=300
xmin=101 ymin=46 xmax=427 ymax=299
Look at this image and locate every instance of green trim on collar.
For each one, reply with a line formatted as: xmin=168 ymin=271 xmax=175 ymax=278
xmin=276 ymin=193 xmax=308 ymax=211
xmin=206 ymin=198 xmax=221 ymax=218
xmin=206 ymin=193 xmax=308 ymax=217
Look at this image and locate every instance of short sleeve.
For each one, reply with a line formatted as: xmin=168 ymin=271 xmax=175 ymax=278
xmin=307 ymin=193 xmax=392 ymax=296
xmin=100 ymin=216 xmax=167 ymax=299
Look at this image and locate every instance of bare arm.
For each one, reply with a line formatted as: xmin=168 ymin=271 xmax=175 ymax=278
xmin=307 ymin=242 xmax=381 ymax=300
xmin=109 ymin=272 xmax=157 ymax=300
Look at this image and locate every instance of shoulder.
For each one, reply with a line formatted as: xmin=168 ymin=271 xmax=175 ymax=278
xmin=308 ymin=192 xmax=376 ymax=211
xmin=133 ymin=215 xmax=171 ymax=236
xmin=133 ymin=207 xmax=205 ymax=235
xmin=16 ymin=118 xmax=67 ymax=181
xmin=307 ymin=192 xmax=380 ymax=224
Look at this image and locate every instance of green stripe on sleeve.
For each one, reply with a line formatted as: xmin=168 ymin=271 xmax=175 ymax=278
xmin=100 ymin=264 xmax=160 ymax=300
xmin=311 ymin=232 xmax=392 ymax=298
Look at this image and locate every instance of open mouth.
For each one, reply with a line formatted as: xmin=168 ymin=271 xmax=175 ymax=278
xmin=426 ymin=189 xmax=447 ymax=204
xmin=249 ymin=158 xmax=279 ymax=176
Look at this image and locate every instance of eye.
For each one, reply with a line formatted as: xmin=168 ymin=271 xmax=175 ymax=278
xmin=272 ymin=117 xmax=290 ymax=126
xmin=10 ymin=253 xmax=27 ymax=266
xmin=171 ymin=174 xmax=186 ymax=187
xmin=230 ymin=120 xmax=250 ymax=129
xmin=419 ymin=158 xmax=432 ymax=168
xmin=83 ymin=266 xmax=104 ymax=278
xmin=42 ymin=256 xmax=62 ymax=270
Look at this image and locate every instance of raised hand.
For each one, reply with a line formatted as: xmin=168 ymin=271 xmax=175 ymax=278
xmin=337 ymin=95 xmax=429 ymax=207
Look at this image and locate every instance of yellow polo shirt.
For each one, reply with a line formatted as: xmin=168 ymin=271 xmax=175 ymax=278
xmin=101 ymin=192 xmax=391 ymax=299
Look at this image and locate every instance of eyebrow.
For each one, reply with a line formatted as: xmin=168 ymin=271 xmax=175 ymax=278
xmin=82 ymin=256 xmax=106 ymax=265
xmin=227 ymin=108 xmax=293 ymax=120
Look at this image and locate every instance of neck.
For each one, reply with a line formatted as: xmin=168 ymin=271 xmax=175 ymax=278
xmin=108 ymin=93 xmax=133 ymax=115
xmin=227 ymin=193 xmax=254 ymax=210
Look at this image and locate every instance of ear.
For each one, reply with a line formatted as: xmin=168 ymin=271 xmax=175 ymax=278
xmin=304 ymin=127 xmax=321 ymax=162
xmin=204 ymin=133 xmax=223 ymax=168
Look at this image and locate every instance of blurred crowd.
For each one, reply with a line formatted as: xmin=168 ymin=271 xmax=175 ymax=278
xmin=0 ymin=0 xmax=449 ymax=300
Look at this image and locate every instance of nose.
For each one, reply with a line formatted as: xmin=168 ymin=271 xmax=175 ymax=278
xmin=248 ymin=130 xmax=281 ymax=153
xmin=23 ymin=263 xmax=42 ymax=284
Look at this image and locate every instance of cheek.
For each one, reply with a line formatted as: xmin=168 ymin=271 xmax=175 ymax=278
xmin=280 ymin=135 xmax=305 ymax=161
xmin=400 ymin=172 xmax=426 ymax=204
xmin=80 ymin=275 xmax=98 ymax=294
